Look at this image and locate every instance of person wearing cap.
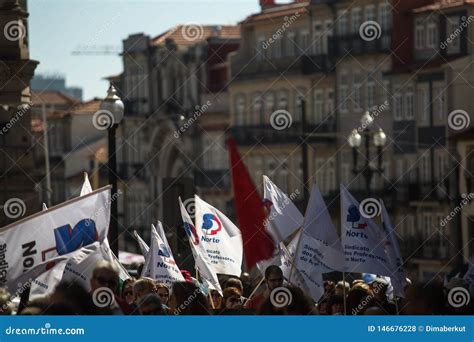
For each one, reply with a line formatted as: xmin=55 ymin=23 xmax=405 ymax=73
xmin=369 ymin=277 xmax=396 ymax=315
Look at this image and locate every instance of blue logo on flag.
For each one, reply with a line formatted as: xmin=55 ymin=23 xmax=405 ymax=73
xmin=54 ymin=218 xmax=98 ymax=255
xmin=201 ymin=214 xmax=222 ymax=236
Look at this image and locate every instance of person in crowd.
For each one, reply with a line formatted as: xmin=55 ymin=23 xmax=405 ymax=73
xmin=240 ymin=272 xmax=253 ymax=298
xmin=133 ymin=277 xmax=156 ymax=303
xmin=118 ymin=277 xmax=137 ymax=315
xmin=368 ymin=277 xmax=396 ymax=314
xmin=169 ymin=281 xmax=210 ymax=315
xmin=403 ymin=282 xmax=446 ymax=315
xmin=90 ymin=261 xmax=120 ymax=295
xmin=121 ymin=278 xmax=136 ymax=305
xmin=316 ymin=296 xmax=330 ymax=315
xmin=352 ymin=279 xmax=364 ymax=287
xmin=137 ymin=293 xmax=165 ymax=315
xmin=327 ymin=295 xmax=345 ymax=315
xmin=335 ymin=280 xmax=350 ymax=297
xmin=346 ymin=282 xmax=374 ymax=315
xmin=0 ymin=288 xmax=12 ymax=315
xmin=245 ymin=265 xmax=283 ymax=310
xmin=257 ymin=285 xmax=313 ymax=315
xmin=155 ymin=282 xmax=170 ymax=307
xmin=209 ymin=289 xmax=222 ymax=309
xmin=222 ymin=287 xmax=243 ymax=310
xmin=223 ymin=277 xmax=244 ymax=293
xmin=18 ymin=297 xmax=50 ymax=315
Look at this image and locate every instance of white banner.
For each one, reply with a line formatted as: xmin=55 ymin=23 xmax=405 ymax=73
xmin=380 ymin=200 xmax=406 ymax=298
xmin=194 ymin=195 xmax=242 ymax=277
xmin=179 ymin=198 xmax=221 ymax=293
xmin=340 ymin=186 xmax=390 ymax=275
xmin=295 ymin=185 xmax=345 ymax=274
xmin=0 ymin=186 xmax=111 ymax=291
xmin=263 ymin=175 xmax=303 ymax=243
xmin=142 ymin=225 xmax=184 ymax=287
xmin=133 ymin=230 xmax=149 ymax=256
xmin=281 ymin=232 xmax=324 ymax=303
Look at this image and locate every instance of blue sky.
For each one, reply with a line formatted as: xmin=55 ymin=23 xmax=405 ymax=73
xmin=29 ymin=0 xmax=266 ymax=100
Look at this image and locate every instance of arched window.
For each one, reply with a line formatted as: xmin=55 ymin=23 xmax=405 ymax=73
xmin=234 ymin=94 xmax=246 ymax=125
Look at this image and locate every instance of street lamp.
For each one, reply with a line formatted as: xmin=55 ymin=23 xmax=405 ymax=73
xmin=348 ymin=111 xmax=386 ymax=196
xmin=101 ymin=85 xmax=124 ymax=255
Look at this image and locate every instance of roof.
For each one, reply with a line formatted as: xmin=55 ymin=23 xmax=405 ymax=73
xmin=414 ymin=0 xmax=474 ymax=13
xmin=44 ymin=99 xmax=103 ymax=119
xmin=241 ymin=1 xmax=309 ymax=25
xmin=31 ymin=90 xmax=79 ymax=106
xmin=151 ymin=25 xmax=240 ymax=46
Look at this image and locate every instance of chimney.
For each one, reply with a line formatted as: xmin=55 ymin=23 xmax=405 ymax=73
xmin=260 ymin=0 xmax=276 ymax=10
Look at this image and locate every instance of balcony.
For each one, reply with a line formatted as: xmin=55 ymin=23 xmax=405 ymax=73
xmin=230 ymin=121 xmax=337 ymax=146
xmin=194 ymin=169 xmax=229 ymax=189
xmin=401 ymin=236 xmax=449 ymax=261
xmin=392 ymin=182 xmax=449 ymax=203
xmin=333 ymin=30 xmax=391 ymax=57
xmin=231 ymin=53 xmax=333 ymax=81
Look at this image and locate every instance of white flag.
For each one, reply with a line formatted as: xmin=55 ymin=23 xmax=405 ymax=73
xmin=155 ymin=221 xmax=171 ymax=253
xmin=141 ymin=224 xmax=184 ymax=287
xmin=194 ymin=195 xmax=242 ymax=277
xmin=42 ymin=203 xmax=48 ymax=211
xmin=295 ymin=184 xmax=345 ymax=274
xmin=0 ymin=186 xmax=111 ymax=291
xmin=80 ymin=172 xmax=93 ymax=196
xmin=29 ymin=239 xmax=129 ymax=297
xmin=263 ymin=175 xmax=303 ymax=243
xmin=380 ymin=200 xmax=406 ymax=298
xmin=133 ymin=230 xmax=149 ymax=256
xmin=281 ymin=232 xmax=324 ymax=303
xmin=179 ymin=198 xmax=222 ymax=293
xmin=340 ymin=186 xmax=391 ymax=275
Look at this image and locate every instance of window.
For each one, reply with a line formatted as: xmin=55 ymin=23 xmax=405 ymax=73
xmin=433 ymin=86 xmax=445 ymax=122
xmin=351 ymin=8 xmax=362 ymax=34
xmin=295 ymin=88 xmax=306 ymax=122
xmin=378 ymin=2 xmax=391 ymax=29
xmin=446 ymin=16 xmax=461 ymax=55
xmin=264 ymin=92 xmax=275 ymax=123
xmin=353 ymin=74 xmax=363 ymax=112
xmin=339 ymin=73 xmax=349 ymax=112
xmin=325 ymin=89 xmax=334 ymax=118
xmin=313 ymin=21 xmax=323 ymax=55
xmin=405 ymin=86 xmax=414 ymax=119
xmin=381 ymin=79 xmax=390 ymax=105
xmin=366 ymin=79 xmax=376 ymax=110
xmin=365 ymin=5 xmax=376 ymax=22
xmin=427 ymin=17 xmax=438 ymax=48
xmin=419 ymin=152 xmax=431 ymax=182
xmin=252 ymin=93 xmax=263 ymax=125
xmin=337 ymin=10 xmax=348 ymax=36
xmin=273 ymin=37 xmax=282 ymax=59
xmin=435 ymin=152 xmax=446 ymax=182
xmin=287 ymin=31 xmax=296 ymax=57
xmin=419 ymin=87 xmax=430 ymax=124
xmin=396 ymin=159 xmax=405 ymax=181
xmin=300 ymin=29 xmax=309 ymax=50
xmin=315 ymin=158 xmax=325 ymax=190
xmin=327 ymin=157 xmax=336 ymax=192
xmin=324 ymin=20 xmax=333 ymax=53
xmin=415 ymin=18 xmax=426 ymax=49
xmin=235 ymin=95 xmax=246 ymax=125
xmin=278 ymin=90 xmax=289 ymax=110
xmin=257 ymin=36 xmax=266 ymax=60
xmin=313 ymin=89 xmax=324 ymax=123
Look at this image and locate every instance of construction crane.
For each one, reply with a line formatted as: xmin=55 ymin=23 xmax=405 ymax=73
xmin=71 ymin=45 xmax=121 ymax=56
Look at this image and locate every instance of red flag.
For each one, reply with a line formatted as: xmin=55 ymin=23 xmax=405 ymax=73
xmin=227 ymin=137 xmax=275 ymax=269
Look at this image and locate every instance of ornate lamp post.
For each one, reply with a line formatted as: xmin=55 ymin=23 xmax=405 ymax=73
xmin=101 ymin=85 xmax=124 ymax=255
xmin=348 ymin=111 xmax=387 ymax=196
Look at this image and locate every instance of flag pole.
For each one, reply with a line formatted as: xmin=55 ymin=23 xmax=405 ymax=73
xmin=208 ymin=292 xmax=215 ymax=309
xmin=394 ymin=296 xmax=399 ymax=315
xmin=342 ymin=271 xmax=347 ymax=315
xmin=244 ymin=277 xmax=265 ymax=305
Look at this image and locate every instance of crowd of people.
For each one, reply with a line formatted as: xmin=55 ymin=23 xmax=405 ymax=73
xmin=0 ymin=261 xmax=472 ymax=315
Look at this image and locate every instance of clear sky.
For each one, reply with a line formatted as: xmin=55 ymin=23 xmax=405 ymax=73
xmin=29 ymin=0 xmax=266 ymax=100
